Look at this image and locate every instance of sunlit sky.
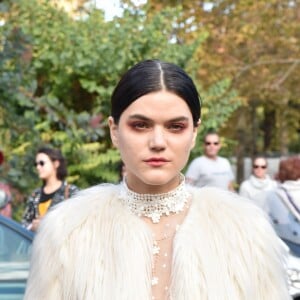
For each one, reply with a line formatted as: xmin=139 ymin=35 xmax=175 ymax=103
xmin=95 ymin=0 xmax=147 ymax=20
xmin=94 ymin=0 xmax=122 ymax=20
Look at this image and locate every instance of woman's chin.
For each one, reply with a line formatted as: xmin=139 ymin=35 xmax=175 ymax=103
xmin=126 ymin=172 xmax=180 ymax=193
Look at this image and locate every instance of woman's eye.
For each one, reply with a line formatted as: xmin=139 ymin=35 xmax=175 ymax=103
xmin=131 ymin=122 xmax=149 ymax=129
xmin=168 ymin=123 xmax=185 ymax=131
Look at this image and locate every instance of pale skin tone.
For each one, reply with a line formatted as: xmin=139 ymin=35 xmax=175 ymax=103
xmin=252 ymin=158 xmax=268 ymax=179
xmin=109 ymin=90 xmax=199 ymax=299
xmin=109 ymin=90 xmax=199 ymax=194
xmin=31 ymin=153 xmax=62 ymax=231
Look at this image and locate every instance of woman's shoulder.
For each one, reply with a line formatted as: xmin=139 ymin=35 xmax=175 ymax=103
xmin=239 ymin=178 xmax=251 ymax=189
xmin=42 ymin=184 xmax=119 ymax=224
xmin=63 ymin=183 xmax=119 ymax=207
xmin=65 ymin=182 xmax=80 ymax=196
xmin=27 ymin=187 xmax=42 ymax=200
xmin=188 ymin=186 xmax=286 ymax=254
xmin=189 ymin=186 xmax=269 ymax=225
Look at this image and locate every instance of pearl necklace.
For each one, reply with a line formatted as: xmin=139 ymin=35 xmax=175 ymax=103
xmin=118 ymin=174 xmax=190 ymax=223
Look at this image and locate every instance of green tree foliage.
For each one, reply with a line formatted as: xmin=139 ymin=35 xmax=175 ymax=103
xmin=0 ymin=0 xmax=240 ymax=215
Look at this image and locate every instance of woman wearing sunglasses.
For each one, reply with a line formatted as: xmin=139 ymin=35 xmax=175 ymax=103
xmin=22 ymin=147 xmax=79 ymax=231
xmin=239 ymin=156 xmax=277 ymax=208
xmin=25 ymin=60 xmax=289 ymax=299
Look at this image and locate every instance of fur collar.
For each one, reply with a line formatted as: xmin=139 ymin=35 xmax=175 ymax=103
xmin=25 ymin=184 xmax=290 ymax=299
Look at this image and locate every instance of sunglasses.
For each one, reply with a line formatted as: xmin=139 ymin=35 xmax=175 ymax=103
xmin=205 ymin=142 xmax=219 ymax=146
xmin=253 ymin=165 xmax=267 ymax=169
xmin=34 ymin=160 xmax=46 ymax=167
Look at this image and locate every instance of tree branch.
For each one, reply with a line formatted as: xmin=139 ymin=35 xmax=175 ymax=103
xmin=271 ymin=60 xmax=300 ymax=89
xmin=234 ymin=58 xmax=300 ymax=79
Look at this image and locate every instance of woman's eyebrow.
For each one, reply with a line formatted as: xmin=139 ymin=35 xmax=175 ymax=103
xmin=128 ymin=114 xmax=150 ymax=121
xmin=168 ymin=116 xmax=190 ymax=122
xmin=128 ymin=114 xmax=189 ymax=122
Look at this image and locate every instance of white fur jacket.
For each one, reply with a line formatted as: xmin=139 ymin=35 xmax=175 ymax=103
xmin=25 ymin=184 xmax=290 ymax=300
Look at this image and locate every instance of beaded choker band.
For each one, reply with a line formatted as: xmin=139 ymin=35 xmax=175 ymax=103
xmin=118 ymin=174 xmax=190 ymax=223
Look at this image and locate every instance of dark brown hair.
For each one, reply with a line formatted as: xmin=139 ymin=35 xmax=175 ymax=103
xmin=37 ymin=147 xmax=67 ymax=181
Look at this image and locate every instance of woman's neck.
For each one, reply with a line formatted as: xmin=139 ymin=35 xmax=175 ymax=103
xmin=43 ymin=177 xmax=62 ymax=194
xmin=125 ymin=174 xmax=182 ymax=195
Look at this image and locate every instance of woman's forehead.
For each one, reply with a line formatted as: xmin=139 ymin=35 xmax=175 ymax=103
xmin=36 ymin=153 xmax=50 ymax=160
xmin=122 ymin=91 xmax=192 ymax=117
xmin=254 ymin=158 xmax=266 ymax=164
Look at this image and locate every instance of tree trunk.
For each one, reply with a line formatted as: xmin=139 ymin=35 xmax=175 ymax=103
xmin=236 ymin=128 xmax=245 ymax=184
xmin=250 ymin=101 xmax=258 ymax=157
xmin=262 ymin=106 xmax=275 ymax=152
xmin=278 ymin=99 xmax=289 ymax=155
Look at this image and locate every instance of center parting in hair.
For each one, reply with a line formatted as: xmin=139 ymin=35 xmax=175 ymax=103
xmin=158 ymin=63 xmax=166 ymax=90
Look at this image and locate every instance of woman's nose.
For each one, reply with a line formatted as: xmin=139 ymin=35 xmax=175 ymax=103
xmin=149 ymin=127 xmax=166 ymax=151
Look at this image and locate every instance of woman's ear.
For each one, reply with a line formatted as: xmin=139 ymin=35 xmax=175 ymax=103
xmin=191 ymin=119 xmax=201 ymax=150
xmin=53 ymin=160 xmax=60 ymax=170
xmin=108 ymin=116 xmax=119 ymax=148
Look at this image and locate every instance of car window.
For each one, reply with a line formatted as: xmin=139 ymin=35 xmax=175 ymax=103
xmin=0 ymin=223 xmax=32 ymax=262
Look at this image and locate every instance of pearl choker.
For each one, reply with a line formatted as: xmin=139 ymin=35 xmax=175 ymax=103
xmin=118 ymin=174 xmax=190 ymax=223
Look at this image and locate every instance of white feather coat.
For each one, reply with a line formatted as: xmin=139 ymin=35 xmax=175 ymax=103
xmin=24 ymin=184 xmax=290 ymax=299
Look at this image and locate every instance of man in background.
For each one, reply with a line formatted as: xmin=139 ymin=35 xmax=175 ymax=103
xmin=186 ymin=131 xmax=235 ymax=191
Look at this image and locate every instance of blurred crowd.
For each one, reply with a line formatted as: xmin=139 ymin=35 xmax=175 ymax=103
xmin=185 ymin=130 xmax=300 ymax=256
xmin=1 ymin=136 xmax=300 ymax=255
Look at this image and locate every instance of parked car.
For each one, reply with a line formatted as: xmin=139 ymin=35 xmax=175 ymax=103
xmin=0 ymin=215 xmax=33 ymax=300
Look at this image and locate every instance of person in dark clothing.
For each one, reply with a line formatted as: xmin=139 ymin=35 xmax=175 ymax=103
xmin=22 ymin=147 xmax=79 ymax=231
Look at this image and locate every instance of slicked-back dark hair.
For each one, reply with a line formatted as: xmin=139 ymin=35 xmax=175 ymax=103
xmin=111 ymin=59 xmax=201 ymax=126
xmin=37 ymin=147 xmax=67 ymax=181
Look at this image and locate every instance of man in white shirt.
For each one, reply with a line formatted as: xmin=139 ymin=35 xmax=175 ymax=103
xmin=186 ymin=132 xmax=235 ymax=191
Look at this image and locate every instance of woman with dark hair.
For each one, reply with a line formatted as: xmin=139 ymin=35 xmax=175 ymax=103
xmin=265 ymin=156 xmax=300 ymax=255
xmin=22 ymin=147 xmax=79 ymax=231
xmin=25 ymin=60 xmax=289 ymax=299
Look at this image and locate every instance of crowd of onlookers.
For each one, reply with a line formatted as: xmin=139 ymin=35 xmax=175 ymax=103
xmin=185 ymin=130 xmax=300 ymax=256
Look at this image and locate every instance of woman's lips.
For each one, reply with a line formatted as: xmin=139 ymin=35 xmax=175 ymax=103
xmin=144 ymin=158 xmax=169 ymax=167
